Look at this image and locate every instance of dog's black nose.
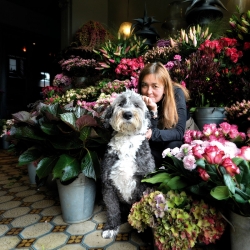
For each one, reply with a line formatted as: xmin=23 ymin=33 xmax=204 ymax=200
xmin=123 ymin=111 xmax=133 ymax=120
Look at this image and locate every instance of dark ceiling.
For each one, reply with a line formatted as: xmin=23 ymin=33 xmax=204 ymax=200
xmin=5 ymin=0 xmax=61 ymax=18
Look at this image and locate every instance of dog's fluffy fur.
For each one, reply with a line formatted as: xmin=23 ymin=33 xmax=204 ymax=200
xmin=100 ymin=89 xmax=155 ymax=239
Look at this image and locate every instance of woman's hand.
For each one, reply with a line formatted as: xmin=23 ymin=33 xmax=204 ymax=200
xmin=142 ymin=96 xmax=157 ymax=112
xmin=145 ymin=129 xmax=152 ymax=140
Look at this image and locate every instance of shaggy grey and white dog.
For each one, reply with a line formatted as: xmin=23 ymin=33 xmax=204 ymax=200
xmin=101 ymin=89 xmax=155 ymax=239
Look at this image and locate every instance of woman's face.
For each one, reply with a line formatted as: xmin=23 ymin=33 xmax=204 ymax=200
xmin=141 ymin=74 xmax=165 ymax=103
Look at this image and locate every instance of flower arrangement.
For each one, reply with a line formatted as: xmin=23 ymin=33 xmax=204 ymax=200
xmin=166 ymin=51 xmax=220 ymax=107
xmin=143 ymin=122 xmax=250 ymax=217
xmin=59 ymin=56 xmax=98 ymax=77
xmin=128 ymin=189 xmax=226 ymax=250
xmin=52 ymin=73 xmax=72 ymax=87
xmin=93 ymin=34 xmax=148 ymax=78
xmin=166 ymin=35 xmax=250 ymax=107
xmin=225 ymin=100 xmax=250 ymax=133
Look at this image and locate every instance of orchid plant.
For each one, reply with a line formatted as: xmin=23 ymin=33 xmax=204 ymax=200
xmin=142 ymin=122 xmax=250 ymax=217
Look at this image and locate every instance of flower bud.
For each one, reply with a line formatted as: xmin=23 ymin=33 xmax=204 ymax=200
xmin=204 ymin=27 xmax=209 ymax=38
xmin=241 ymin=18 xmax=250 ymax=26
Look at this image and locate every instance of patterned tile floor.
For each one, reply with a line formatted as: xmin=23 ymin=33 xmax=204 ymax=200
xmin=0 ymin=149 xmax=231 ymax=250
xmin=0 ymin=149 xmax=153 ymax=250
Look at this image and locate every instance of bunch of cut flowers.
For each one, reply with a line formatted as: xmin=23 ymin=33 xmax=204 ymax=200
xmin=142 ymin=122 xmax=250 ymax=217
xmin=128 ymin=188 xmax=226 ymax=250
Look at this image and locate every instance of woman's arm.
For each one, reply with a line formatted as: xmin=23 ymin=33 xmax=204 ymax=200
xmin=150 ymin=87 xmax=187 ymax=142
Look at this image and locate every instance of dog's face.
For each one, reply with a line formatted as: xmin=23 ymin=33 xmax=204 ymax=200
xmin=102 ymin=90 xmax=151 ymax=135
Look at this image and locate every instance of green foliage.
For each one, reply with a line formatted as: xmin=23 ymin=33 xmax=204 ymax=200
xmin=10 ymin=102 xmax=111 ymax=183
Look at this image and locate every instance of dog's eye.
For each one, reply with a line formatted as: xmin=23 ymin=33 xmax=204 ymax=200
xmin=134 ymin=103 xmax=139 ymax=108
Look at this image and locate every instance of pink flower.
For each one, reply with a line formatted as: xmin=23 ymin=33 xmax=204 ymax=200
xmin=183 ymin=155 xmax=197 ymax=170
xmin=192 ymin=145 xmax=204 ymax=159
xmin=219 ymin=122 xmax=231 ymax=134
xmin=237 ymin=146 xmax=250 ymax=161
xmin=174 ymin=54 xmax=182 ymax=61
xmin=197 ymin=167 xmax=210 ymax=181
xmin=221 ymin=158 xmax=240 ymax=176
xmin=202 ymin=146 xmax=225 ymax=165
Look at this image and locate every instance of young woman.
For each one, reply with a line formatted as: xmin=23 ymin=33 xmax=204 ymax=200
xmin=138 ymin=62 xmax=190 ymax=167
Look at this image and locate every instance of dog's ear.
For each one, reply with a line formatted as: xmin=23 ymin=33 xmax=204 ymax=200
xmin=102 ymin=105 xmax=113 ymax=128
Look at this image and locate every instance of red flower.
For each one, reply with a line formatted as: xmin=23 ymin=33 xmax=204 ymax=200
xmin=221 ymin=158 xmax=240 ymax=176
xmin=243 ymin=42 xmax=250 ymax=50
xmin=197 ymin=167 xmax=210 ymax=181
xmin=202 ymin=146 xmax=225 ymax=165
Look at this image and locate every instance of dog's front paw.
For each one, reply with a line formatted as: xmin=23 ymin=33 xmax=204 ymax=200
xmin=102 ymin=227 xmax=119 ymax=239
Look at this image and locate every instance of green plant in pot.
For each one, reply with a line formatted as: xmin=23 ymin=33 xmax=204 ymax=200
xmin=10 ymin=102 xmax=111 ymax=184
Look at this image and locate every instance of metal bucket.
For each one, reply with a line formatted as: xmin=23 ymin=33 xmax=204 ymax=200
xmin=56 ymin=173 xmax=96 ymax=223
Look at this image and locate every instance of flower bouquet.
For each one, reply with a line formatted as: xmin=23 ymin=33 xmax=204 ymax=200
xmin=128 ymin=189 xmax=226 ymax=250
xmin=142 ymin=122 xmax=250 ymax=217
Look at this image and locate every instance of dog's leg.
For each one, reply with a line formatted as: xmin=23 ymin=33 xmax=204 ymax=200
xmin=102 ymin=185 xmax=121 ymax=239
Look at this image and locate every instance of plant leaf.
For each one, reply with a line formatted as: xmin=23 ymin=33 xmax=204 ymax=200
xmin=223 ymin=173 xmax=235 ymax=194
xmin=60 ymin=113 xmax=77 ymax=131
xmin=167 ymin=176 xmax=187 ymax=190
xmin=141 ymin=173 xmax=171 ymax=184
xmin=76 ymin=115 xmax=98 ymax=131
xmin=41 ymin=103 xmax=62 ymax=121
xmin=79 ymin=126 xmax=91 ymax=142
xmin=36 ymin=156 xmax=58 ymax=179
xmin=52 ymin=154 xmax=80 ymax=182
xmin=233 ymin=157 xmax=250 ymax=186
xmin=18 ymin=147 xmax=42 ymax=166
xmin=39 ymin=118 xmax=59 ymax=135
xmin=81 ymin=150 xmax=99 ymax=180
xmin=210 ymin=186 xmax=230 ymax=200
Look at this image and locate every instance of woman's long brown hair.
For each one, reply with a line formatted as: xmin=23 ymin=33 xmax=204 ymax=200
xmin=138 ymin=62 xmax=190 ymax=128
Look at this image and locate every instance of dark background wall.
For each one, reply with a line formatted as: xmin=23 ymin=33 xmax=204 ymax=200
xmin=0 ymin=0 xmax=250 ymax=119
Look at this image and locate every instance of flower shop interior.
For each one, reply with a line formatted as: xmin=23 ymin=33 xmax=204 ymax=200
xmin=1 ymin=0 xmax=250 ymax=249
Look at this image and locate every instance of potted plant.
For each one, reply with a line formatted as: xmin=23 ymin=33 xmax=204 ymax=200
xmin=128 ymin=188 xmax=226 ymax=250
xmin=142 ymin=122 xmax=250 ymax=249
xmin=8 ymin=100 xmax=111 ymax=223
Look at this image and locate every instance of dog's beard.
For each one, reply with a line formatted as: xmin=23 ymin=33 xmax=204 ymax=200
xmin=109 ymin=111 xmax=143 ymax=135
